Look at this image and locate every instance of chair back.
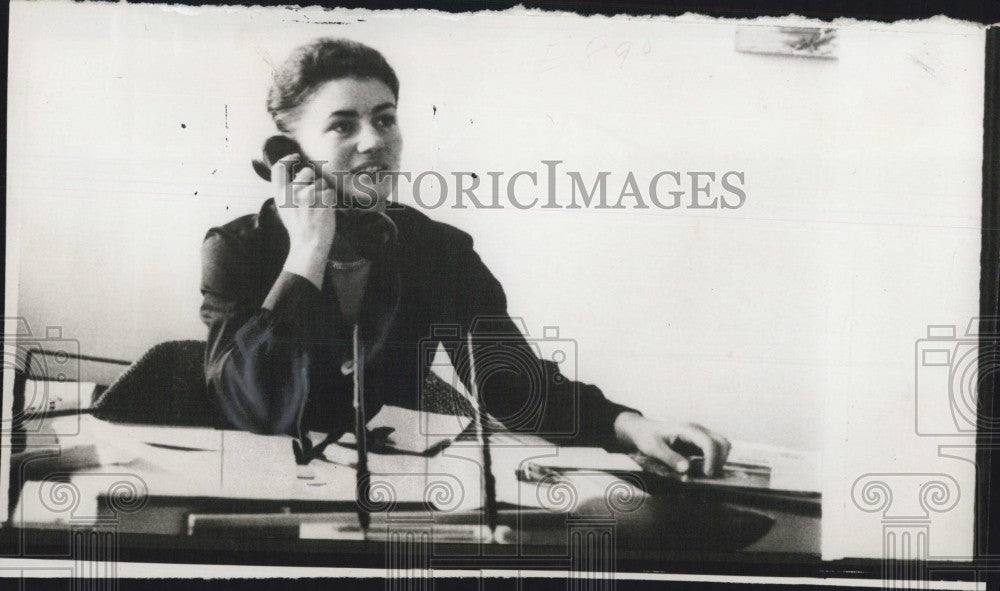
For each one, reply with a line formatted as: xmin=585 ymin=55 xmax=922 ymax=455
xmin=92 ymin=340 xmax=223 ymax=428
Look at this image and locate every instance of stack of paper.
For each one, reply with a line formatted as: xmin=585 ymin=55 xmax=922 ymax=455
xmin=22 ymin=380 xmax=98 ymax=415
xmin=14 ymin=404 xmax=482 ymax=525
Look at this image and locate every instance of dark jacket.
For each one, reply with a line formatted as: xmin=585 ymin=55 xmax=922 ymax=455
xmin=199 ymin=199 xmax=638 ymax=448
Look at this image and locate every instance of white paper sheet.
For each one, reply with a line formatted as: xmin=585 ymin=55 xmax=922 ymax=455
xmin=364 ymin=404 xmax=471 ymax=454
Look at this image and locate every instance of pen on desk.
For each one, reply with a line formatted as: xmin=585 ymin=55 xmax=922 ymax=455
xmin=352 ymin=324 xmax=371 ymax=537
xmin=683 ymin=455 xmax=770 ymax=476
xmin=517 ymin=462 xmax=568 ymax=484
xmin=467 ymin=332 xmax=498 ymax=542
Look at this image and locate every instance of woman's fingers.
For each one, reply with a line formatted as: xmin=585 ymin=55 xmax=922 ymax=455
xmin=292 ymin=167 xmax=320 ymax=206
xmin=649 ymin=438 xmax=692 ymax=474
xmin=273 ymin=154 xmax=335 ymax=208
xmin=272 ymin=153 xmax=303 ymax=207
xmin=271 ymin=152 xmax=301 ymax=184
xmin=619 ymin=416 xmax=733 ymax=478
xmin=672 ymin=423 xmax=731 ymax=477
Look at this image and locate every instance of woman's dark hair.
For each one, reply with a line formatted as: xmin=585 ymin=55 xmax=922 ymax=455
xmin=267 ymin=38 xmax=400 ymax=133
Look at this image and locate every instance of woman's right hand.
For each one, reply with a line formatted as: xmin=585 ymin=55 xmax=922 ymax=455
xmin=273 ymin=154 xmax=338 ymax=290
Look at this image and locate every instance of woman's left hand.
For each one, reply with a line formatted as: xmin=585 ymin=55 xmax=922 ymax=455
xmin=613 ymin=412 xmax=732 ymax=477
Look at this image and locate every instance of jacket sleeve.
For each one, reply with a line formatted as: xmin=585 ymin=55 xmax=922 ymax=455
xmin=447 ymin=234 xmax=641 ymax=450
xmin=199 ymin=229 xmax=340 ymax=436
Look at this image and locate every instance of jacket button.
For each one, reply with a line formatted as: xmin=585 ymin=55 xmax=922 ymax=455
xmin=341 ymin=360 xmax=355 ymax=375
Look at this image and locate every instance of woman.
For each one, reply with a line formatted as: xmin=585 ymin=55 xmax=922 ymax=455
xmin=200 ymin=37 xmax=730 ymax=477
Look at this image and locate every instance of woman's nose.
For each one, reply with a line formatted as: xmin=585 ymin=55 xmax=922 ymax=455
xmin=356 ymin=122 xmax=387 ymax=153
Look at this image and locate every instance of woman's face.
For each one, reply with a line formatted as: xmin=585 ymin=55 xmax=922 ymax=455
xmin=289 ymin=77 xmax=402 ymax=211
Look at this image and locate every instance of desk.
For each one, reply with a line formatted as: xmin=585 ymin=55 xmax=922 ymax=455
xmin=4 ymin=413 xmax=820 ymax=573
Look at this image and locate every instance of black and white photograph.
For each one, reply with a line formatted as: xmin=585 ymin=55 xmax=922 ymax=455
xmin=1 ymin=2 xmax=995 ymax=589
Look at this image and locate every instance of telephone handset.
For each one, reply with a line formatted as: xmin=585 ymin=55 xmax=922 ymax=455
xmin=253 ymin=135 xmax=398 ymax=261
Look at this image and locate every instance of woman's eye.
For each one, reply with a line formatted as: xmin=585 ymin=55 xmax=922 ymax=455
xmin=328 ymin=120 xmax=357 ymax=135
xmin=375 ymin=114 xmax=397 ymax=128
